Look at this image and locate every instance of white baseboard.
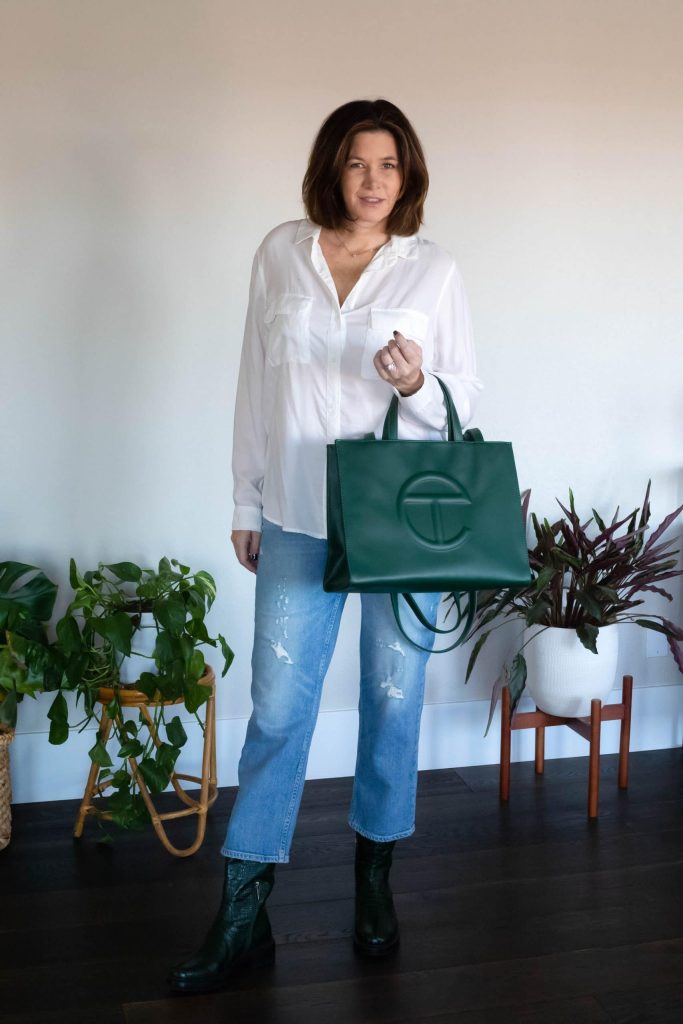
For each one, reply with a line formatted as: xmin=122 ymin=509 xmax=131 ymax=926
xmin=9 ymin=683 xmax=683 ymax=804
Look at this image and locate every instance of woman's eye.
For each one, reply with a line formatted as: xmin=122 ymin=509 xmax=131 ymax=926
xmin=347 ymin=161 xmax=398 ymax=170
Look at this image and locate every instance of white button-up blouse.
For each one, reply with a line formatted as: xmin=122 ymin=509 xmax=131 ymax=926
xmin=232 ymin=218 xmax=484 ymax=539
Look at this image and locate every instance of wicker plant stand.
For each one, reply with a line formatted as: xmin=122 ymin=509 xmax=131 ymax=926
xmin=499 ymin=673 xmax=633 ymax=818
xmin=0 ymin=727 xmax=15 ymax=850
xmin=73 ymin=667 xmax=217 ymax=856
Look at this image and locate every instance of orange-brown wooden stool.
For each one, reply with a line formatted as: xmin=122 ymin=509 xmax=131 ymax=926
xmin=500 ymin=674 xmax=633 ymax=818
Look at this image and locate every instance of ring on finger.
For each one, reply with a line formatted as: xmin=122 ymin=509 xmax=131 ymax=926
xmin=385 ymin=360 xmax=397 ymax=372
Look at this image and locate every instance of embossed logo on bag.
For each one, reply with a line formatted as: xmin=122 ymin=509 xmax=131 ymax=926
xmin=397 ymin=474 xmax=472 ymax=549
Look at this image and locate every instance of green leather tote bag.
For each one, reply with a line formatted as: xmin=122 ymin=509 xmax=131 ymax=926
xmin=323 ymin=376 xmax=531 ymax=652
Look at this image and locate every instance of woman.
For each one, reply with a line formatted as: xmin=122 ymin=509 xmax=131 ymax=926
xmin=169 ymin=98 xmax=482 ymax=994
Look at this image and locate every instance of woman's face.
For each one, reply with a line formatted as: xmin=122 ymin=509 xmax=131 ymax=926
xmin=340 ymin=130 xmax=402 ymax=229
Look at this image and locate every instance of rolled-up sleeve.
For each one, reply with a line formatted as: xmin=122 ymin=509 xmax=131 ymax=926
xmin=232 ymin=249 xmax=268 ymax=533
xmin=397 ymin=261 xmax=484 ymax=434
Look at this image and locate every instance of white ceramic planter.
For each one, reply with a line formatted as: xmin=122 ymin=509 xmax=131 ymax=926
xmin=523 ymin=624 xmax=619 ymax=718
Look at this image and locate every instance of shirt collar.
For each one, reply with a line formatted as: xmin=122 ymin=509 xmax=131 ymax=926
xmin=295 ymin=218 xmax=419 ymax=262
xmin=295 ymin=219 xmax=320 ymax=244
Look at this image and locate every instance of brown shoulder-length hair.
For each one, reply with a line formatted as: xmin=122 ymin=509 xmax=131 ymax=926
xmin=302 ymin=99 xmax=429 ymax=236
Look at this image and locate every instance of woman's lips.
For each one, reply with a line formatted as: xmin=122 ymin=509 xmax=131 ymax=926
xmin=360 ymin=197 xmax=384 ymax=204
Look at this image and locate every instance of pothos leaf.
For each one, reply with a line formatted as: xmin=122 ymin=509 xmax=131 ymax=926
xmin=47 ymin=691 xmax=69 ymax=744
xmin=92 ymin=612 xmax=133 ymax=656
xmin=156 ymin=742 xmax=180 ymax=775
xmin=138 ymin=756 xmax=169 ymax=794
xmin=56 ymin=615 xmax=82 ymax=656
xmin=104 ymin=562 xmax=142 ymax=583
xmin=219 ymin=634 xmax=235 ymax=677
xmin=194 ymin=570 xmax=217 ymax=607
xmin=166 ymin=715 xmax=187 ymax=748
xmin=188 ymin=649 xmax=205 ymax=681
xmin=108 ymin=790 xmax=149 ymax=830
xmin=154 ymin=596 xmax=186 ymax=635
xmin=184 ymin=679 xmax=211 ymax=714
xmin=117 ymin=738 xmax=144 ymax=759
xmin=88 ymin=736 xmax=113 ymax=767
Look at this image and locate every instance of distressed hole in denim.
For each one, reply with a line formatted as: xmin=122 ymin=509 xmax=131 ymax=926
xmin=270 ymin=640 xmax=293 ymax=664
xmin=275 ymin=615 xmax=289 ymax=639
xmin=276 ymin=578 xmax=289 ymax=614
xmin=376 ymin=639 xmax=406 ymax=657
xmin=380 ymin=678 xmax=404 ymax=700
xmin=270 ymin=578 xmax=292 ymax=659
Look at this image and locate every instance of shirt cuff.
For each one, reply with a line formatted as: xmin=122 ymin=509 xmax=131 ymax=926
xmin=232 ymin=505 xmax=263 ymax=532
xmin=393 ymin=371 xmax=441 ymax=415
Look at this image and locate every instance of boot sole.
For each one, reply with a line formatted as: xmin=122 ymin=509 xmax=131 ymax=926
xmin=168 ymin=939 xmax=276 ymax=995
xmin=353 ymin=934 xmax=400 ymax=958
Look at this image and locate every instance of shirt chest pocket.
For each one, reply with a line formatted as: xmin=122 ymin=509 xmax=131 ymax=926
xmin=264 ymin=293 xmax=313 ymax=366
xmin=360 ymin=307 xmax=430 ymax=380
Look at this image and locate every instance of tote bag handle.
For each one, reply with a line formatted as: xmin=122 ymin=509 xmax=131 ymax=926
xmin=382 ymin=375 xmax=478 ymax=654
xmin=382 ymin=374 xmax=463 ymax=442
xmin=390 ymin=591 xmax=477 ymax=654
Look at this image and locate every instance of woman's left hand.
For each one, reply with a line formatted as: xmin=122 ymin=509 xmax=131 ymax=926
xmin=373 ymin=330 xmax=424 ymax=396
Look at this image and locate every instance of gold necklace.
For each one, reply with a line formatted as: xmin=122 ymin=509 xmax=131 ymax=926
xmin=333 ymin=229 xmax=388 ymax=258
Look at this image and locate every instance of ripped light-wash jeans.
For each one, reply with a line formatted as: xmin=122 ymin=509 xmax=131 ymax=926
xmin=221 ymin=518 xmax=441 ymax=863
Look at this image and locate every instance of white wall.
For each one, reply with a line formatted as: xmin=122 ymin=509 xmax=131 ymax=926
xmin=2 ymin=0 xmax=682 ymax=803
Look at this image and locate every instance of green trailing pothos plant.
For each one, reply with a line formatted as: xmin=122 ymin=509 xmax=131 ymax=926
xmin=0 ymin=562 xmax=59 ymax=730
xmin=446 ymin=480 xmax=683 ymax=736
xmin=51 ymin=557 xmax=234 ymax=831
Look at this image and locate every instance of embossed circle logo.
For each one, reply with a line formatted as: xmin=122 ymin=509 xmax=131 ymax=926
xmin=397 ymin=473 xmax=472 ymax=549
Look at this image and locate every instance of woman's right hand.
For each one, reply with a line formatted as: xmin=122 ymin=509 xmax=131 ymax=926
xmin=231 ymin=530 xmax=262 ymax=574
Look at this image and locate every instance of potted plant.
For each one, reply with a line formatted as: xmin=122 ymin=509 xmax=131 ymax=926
xmin=453 ymin=481 xmax=683 ymax=734
xmin=0 ymin=561 xmax=59 ymax=847
xmin=1 ymin=561 xmax=59 ymax=729
xmin=51 ymin=557 xmax=234 ymax=831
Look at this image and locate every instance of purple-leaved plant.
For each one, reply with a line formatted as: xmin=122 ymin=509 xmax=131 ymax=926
xmin=446 ymin=480 xmax=683 ymax=735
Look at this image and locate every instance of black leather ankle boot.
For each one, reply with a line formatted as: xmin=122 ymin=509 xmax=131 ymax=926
xmin=168 ymin=858 xmax=276 ymax=994
xmin=353 ymin=832 xmax=399 ymax=957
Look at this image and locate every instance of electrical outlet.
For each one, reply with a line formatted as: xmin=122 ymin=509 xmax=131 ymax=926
xmin=646 ymin=628 xmax=669 ymax=658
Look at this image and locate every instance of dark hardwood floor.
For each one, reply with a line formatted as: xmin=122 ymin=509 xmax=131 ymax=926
xmin=3 ymin=747 xmax=683 ymax=1023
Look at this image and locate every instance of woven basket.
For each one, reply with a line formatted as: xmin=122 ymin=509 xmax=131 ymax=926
xmin=0 ymin=728 xmax=14 ymax=850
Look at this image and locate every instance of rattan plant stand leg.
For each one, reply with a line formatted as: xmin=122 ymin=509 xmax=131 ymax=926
xmin=499 ymin=673 xmax=633 ymax=819
xmin=74 ymin=667 xmax=218 ymax=856
xmin=0 ymin=728 xmax=15 ymax=850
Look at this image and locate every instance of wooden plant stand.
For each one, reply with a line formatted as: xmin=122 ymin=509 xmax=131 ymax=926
xmin=74 ymin=667 xmax=218 ymax=856
xmin=500 ymin=674 xmax=633 ymax=818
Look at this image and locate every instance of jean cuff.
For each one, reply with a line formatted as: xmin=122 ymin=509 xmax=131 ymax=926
xmin=220 ymin=846 xmax=289 ymax=864
xmin=348 ymin=821 xmax=415 ymax=843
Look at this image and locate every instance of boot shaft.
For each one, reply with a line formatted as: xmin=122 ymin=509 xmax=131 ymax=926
xmin=353 ymin=834 xmax=399 ymax=956
xmin=354 ymin=833 xmax=396 ymax=880
xmin=221 ymin=858 xmax=276 ymax=922
xmin=168 ymin=858 xmax=276 ymax=994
